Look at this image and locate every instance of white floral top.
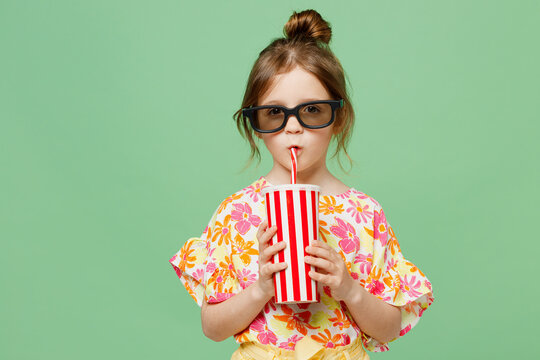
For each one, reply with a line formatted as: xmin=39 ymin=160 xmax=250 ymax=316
xmin=169 ymin=177 xmax=434 ymax=352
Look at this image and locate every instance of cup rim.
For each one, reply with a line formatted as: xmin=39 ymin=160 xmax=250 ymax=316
xmin=261 ymin=184 xmax=321 ymax=194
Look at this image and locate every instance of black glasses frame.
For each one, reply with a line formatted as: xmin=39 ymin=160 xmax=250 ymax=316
xmin=242 ymin=99 xmax=344 ymax=133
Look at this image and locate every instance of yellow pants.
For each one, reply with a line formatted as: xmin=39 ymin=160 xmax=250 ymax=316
xmin=231 ymin=335 xmax=370 ymax=360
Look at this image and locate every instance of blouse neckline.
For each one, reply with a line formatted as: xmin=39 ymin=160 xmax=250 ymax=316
xmin=260 ymin=176 xmax=354 ymax=198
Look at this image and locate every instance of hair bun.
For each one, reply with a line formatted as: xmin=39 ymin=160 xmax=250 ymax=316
xmin=283 ymin=9 xmax=332 ymax=44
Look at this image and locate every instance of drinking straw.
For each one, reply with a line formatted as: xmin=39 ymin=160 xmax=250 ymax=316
xmin=290 ymin=147 xmax=297 ymax=184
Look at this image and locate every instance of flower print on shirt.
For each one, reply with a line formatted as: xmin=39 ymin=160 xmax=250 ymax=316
xmin=193 ymin=268 xmax=204 ymax=282
xmin=365 ymin=267 xmax=385 ymax=298
xmin=218 ymin=192 xmax=243 ymax=214
xmin=386 ymin=257 xmax=398 ymax=272
xmin=400 ymin=275 xmax=423 ymax=298
xmin=237 ymin=268 xmax=257 ymax=289
xmin=212 ymin=214 xmax=232 ymax=246
xmin=231 ymin=202 xmax=261 ymax=235
xmin=328 ymin=308 xmax=351 ymax=331
xmin=251 ymin=313 xmax=278 ymax=345
xmin=330 ymin=217 xmax=360 ymax=254
xmin=318 ymin=219 xmax=331 ymax=243
xmin=335 ymin=189 xmax=352 ymax=199
xmin=218 ymin=255 xmax=236 ymax=279
xmin=231 ymin=234 xmax=258 ymax=266
xmin=278 ymin=334 xmax=303 ymax=350
xmin=245 ymin=178 xmax=269 ymax=202
xmin=373 ymin=208 xmax=389 ymax=247
xmin=263 ymin=301 xmax=277 ymax=314
xmin=354 ymin=252 xmax=373 ymax=275
xmin=320 ymin=196 xmax=344 ymax=215
xmin=400 ymin=324 xmax=412 ymax=336
xmin=272 ymin=304 xmax=319 ymax=336
xmin=311 ymin=329 xmax=343 ymax=348
xmin=176 ymin=241 xmax=197 ymax=270
xmin=424 ymin=279 xmax=433 ymax=292
xmin=346 ymin=198 xmax=374 ymax=224
xmin=205 ymin=261 xmax=216 ymax=275
xmin=387 ymin=226 xmax=401 ymax=256
xmin=405 ymin=260 xmax=426 ymax=276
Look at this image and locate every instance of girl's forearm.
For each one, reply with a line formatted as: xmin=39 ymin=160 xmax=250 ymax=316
xmin=344 ymin=283 xmax=402 ymax=344
xmin=201 ymin=280 xmax=271 ymax=342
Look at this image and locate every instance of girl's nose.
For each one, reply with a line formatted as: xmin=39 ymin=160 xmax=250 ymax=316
xmin=284 ymin=115 xmax=303 ymax=134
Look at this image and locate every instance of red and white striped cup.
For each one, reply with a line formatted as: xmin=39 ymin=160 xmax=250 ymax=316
xmin=263 ymin=184 xmax=320 ymax=304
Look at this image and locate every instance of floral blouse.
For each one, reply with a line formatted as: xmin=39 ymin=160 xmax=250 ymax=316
xmin=169 ymin=177 xmax=434 ymax=352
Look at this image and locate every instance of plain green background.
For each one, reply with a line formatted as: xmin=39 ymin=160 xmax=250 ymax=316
xmin=1 ymin=0 xmax=539 ymax=359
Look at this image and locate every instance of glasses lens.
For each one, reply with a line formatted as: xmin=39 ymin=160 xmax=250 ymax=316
xmin=250 ymin=102 xmax=335 ymax=132
xmin=254 ymin=107 xmax=284 ymax=131
xmin=299 ymin=103 xmax=333 ymax=127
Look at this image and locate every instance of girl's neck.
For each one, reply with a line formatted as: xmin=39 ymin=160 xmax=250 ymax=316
xmin=264 ymin=163 xmax=349 ymax=196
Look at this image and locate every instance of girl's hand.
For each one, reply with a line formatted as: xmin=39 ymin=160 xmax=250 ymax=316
xmin=305 ymin=239 xmax=355 ymax=302
xmin=254 ymin=220 xmax=288 ymax=301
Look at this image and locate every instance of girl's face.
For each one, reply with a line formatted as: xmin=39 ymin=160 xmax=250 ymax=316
xmin=256 ymin=65 xmax=335 ymax=177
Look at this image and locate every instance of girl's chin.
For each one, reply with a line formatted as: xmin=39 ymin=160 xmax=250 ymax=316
xmin=290 ymin=165 xmax=315 ymax=177
xmin=278 ymin=158 xmax=318 ymax=174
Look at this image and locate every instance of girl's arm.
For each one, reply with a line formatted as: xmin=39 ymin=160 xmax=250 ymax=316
xmin=201 ymin=222 xmax=287 ymax=342
xmin=305 ymin=240 xmax=401 ymax=343
xmin=201 ymin=280 xmax=268 ymax=342
xmin=342 ymin=283 xmax=401 ymax=343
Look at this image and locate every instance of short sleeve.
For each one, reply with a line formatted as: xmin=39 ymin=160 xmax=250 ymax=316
xmin=361 ymin=203 xmax=435 ymax=352
xmin=169 ymin=199 xmax=242 ymax=307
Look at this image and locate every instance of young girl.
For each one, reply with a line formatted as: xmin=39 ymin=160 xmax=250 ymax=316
xmin=169 ymin=9 xmax=434 ymax=360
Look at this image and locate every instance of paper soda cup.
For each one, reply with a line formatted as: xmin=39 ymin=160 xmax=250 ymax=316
xmin=263 ymin=184 xmax=320 ymax=304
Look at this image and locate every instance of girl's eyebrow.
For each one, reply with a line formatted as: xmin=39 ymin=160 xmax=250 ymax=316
xmin=260 ymin=98 xmax=325 ymax=106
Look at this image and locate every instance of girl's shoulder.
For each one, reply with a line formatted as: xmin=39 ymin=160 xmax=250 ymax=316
xmin=210 ymin=177 xmax=269 ymax=216
xmin=328 ymin=185 xmax=383 ymax=211
xmin=221 ymin=176 xmax=270 ymax=205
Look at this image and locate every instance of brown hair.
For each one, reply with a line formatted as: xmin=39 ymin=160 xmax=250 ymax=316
xmin=233 ymin=9 xmax=355 ymax=172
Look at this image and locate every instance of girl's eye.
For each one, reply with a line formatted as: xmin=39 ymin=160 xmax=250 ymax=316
xmin=266 ymin=108 xmax=283 ymax=116
xmin=303 ymin=105 xmax=320 ymax=113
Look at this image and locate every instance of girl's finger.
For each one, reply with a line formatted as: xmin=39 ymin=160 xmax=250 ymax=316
xmin=256 ymin=220 xmax=268 ymax=242
xmin=260 ymin=231 xmax=281 ymax=260
xmin=319 ymin=268 xmax=329 ymax=275
xmin=267 ymin=240 xmax=286 ymax=256
xmin=306 ymin=243 xmax=332 ymax=260
xmin=262 ymin=240 xmax=285 ymax=263
xmin=312 ymin=239 xmax=334 ymax=251
xmin=262 ymin=262 xmax=287 ymax=278
xmin=308 ymin=270 xmax=330 ymax=285
xmin=259 ymin=226 xmax=277 ymax=247
xmin=312 ymin=266 xmax=329 ymax=276
xmin=305 ymin=256 xmax=334 ymax=273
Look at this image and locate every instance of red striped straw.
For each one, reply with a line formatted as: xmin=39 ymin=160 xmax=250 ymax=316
xmin=290 ymin=147 xmax=297 ymax=184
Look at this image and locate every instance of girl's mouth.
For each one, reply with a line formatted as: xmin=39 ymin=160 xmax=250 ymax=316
xmin=288 ymin=146 xmax=302 ymax=157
